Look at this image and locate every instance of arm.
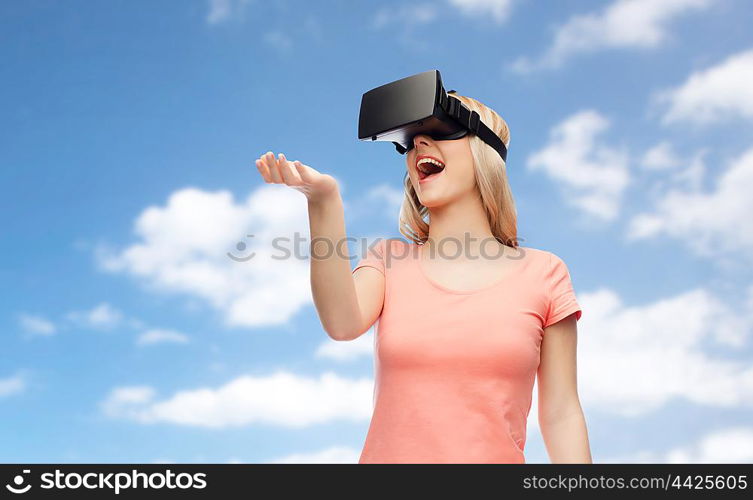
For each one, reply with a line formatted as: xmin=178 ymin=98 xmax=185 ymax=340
xmin=537 ymin=313 xmax=593 ymax=463
xmin=255 ymin=151 xmax=384 ymax=341
xmin=307 ymin=192 xmax=384 ymax=340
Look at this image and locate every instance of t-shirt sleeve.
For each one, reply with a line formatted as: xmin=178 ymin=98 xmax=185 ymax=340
xmin=352 ymin=238 xmax=386 ymax=276
xmin=544 ymin=252 xmax=583 ymax=328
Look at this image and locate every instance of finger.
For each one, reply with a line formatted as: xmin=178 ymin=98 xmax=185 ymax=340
xmin=261 ymin=151 xmax=275 ymax=174
xmin=293 ymin=161 xmax=315 ymax=183
xmin=255 ymin=158 xmax=271 ymax=182
xmin=277 ymin=153 xmax=302 ymax=185
xmin=264 ymin=151 xmax=283 ymax=183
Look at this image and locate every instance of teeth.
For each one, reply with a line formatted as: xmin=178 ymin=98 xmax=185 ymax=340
xmin=418 ymin=158 xmax=444 ymax=167
xmin=417 ymin=157 xmax=445 ymax=174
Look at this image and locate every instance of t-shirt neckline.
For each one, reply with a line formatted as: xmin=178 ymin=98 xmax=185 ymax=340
xmin=412 ymin=242 xmax=530 ymax=295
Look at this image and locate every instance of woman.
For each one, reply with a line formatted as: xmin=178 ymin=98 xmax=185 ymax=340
xmin=254 ymin=92 xmax=592 ymax=464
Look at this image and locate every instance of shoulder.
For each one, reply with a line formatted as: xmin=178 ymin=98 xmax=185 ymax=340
xmin=363 ymin=237 xmax=414 ymax=261
xmin=516 ymin=246 xmax=575 ymax=286
xmin=515 ymin=245 xmax=553 ymax=268
xmin=518 ymin=246 xmax=570 ymax=266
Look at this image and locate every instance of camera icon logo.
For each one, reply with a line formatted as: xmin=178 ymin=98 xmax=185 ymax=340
xmin=6 ymin=469 xmax=32 ymax=494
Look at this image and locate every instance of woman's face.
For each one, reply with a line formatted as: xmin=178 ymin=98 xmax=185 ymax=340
xmin=406 ymin=133 xmax=476 ymax=208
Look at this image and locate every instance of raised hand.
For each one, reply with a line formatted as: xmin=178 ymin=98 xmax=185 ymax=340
xmin=254 ymin=151 xmax=339 ymax=204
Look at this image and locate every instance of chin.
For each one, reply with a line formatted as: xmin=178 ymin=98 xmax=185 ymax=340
xmin=417 ymin=192 xmax=455 ymax=208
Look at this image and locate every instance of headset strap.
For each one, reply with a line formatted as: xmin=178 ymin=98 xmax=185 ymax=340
xmin=442 ymin=94 xmax=508 ymax=163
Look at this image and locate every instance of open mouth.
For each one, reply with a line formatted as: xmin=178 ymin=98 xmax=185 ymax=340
xmin=416 ymin=156 xmax=445 ymax=181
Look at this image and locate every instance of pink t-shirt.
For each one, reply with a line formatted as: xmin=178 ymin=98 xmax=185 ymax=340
xmin=351 ymin=238 xmax=583 ymax=464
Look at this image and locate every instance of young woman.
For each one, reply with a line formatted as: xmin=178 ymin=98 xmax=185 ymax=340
xmin=254 ymin=92 xmax=592 ymax=464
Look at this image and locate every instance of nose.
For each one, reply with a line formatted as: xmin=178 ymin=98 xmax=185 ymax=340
xmin=412 ymin=134 xmax=431 ymax=149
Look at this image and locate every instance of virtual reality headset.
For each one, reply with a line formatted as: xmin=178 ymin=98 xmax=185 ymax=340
xmin=358 ymin=69 xmax=508 ymax=163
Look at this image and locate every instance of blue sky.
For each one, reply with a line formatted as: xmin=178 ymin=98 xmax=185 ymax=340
xmin=2 ymin=0 xmax=753 ymax=463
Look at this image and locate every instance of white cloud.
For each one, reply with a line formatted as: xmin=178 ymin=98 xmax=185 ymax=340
xmin=373 ymin=0 xmax=515 ymax=36
xmin=101 ymin=386 xmax=156 ymax=420
xmin=654 ymin=47 xmax=753 ymax=125
xmin=511 ymin=0 xmax=714 ymax=73
xmin=367 ymin=184 xmax=403 ymax=217
xmin=95 ymin=185 xmax=312 ymax=328
xmin=136 ymin=328 xmax=190 ymax=346
xmin=526 ymin=110 xmax=630 ymax=221
xmin=101 ymin=371 xmax=373 ymax=428
xmin=664 ymin=148 xmax=707 ymax=192
xmin=576 ymin=286 xmax=753 ymax=416
xmin=640 ymin=143 xmax=708 ymax=201
xmin=374 ymin=0 xmax=516 ymax=30
xmin=65 ymin=302 xmax=123 ymax=330
xmin=372 ymin=2 xmax=439 ymax=51
xmin=524 ymin=283 xmax=753 ymax=455
xmin=641 ymin=141 xmax=681 ymax=170
xmin=346 ymin=184 xmax=404 ymax=224
xmin=315 ymin=329 xmax=374 ymax=362
xmin=373 ymin=3 xmax=438 ymax=29
xmin=447 ymin=0 xmax=515 ymax=23
xmin=18 ymin=313 xmax=56 ymax=337
xmin=0 ymin=374 xmax=25 ymax=398
xmin=206 ymin=0 xmax=251 ymax=25
xmin=664 ymin=427 xmax=753 ymax=463
xmin=269 ymin=445 xmax=361 ymax=464
xmin=627 ymin=146 xmax=753 ymax=257
xmin=603 ymin=427 xmax=753 ymax=463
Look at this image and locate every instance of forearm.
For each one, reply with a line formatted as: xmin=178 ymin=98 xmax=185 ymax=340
xmin=539 ymin=406 xmax=593 ymax=463
xmin=307 ymin=189 xmax=362 ymax=339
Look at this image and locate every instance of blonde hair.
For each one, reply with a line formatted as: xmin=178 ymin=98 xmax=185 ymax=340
xmin=398 ymin=93 xmax=518 ymax=247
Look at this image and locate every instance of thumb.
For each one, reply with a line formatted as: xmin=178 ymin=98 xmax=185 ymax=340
xmin=293 ymin=161 xmax=316 ymax=183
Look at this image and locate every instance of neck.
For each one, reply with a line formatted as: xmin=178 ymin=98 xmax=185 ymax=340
xmin=425 ymin=191 xmax=497 ymax=257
